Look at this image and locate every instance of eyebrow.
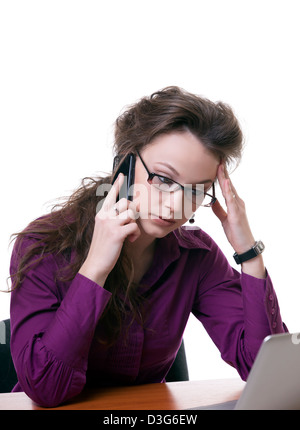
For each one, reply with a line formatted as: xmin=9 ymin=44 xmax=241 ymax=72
xmin=155 ymin=161 xmax=180 ymax=176
xmin=154 ymin=162 xmax=213 ymax=184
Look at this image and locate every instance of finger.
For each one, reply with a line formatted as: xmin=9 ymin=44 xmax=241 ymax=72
xmin=132 ymin=197 xmax=140 ymax=214
xmin=229 ymin=180 xmax=239 ymax=199
xmin=227 ymin=179 xmax=242 ymax=206
xmin=127 ymin=199 xmax=140 ymax=218
xmin=103 ymin=173 xmax=124 ymax=209
xmin=121 ymin=222 xmax=141 ymax=243
xmin=119 ymin=208 xmax=139 ymax=222
xmin=223 ymin=164 xmax=230 ymax=179
xmin=113 ymin=201 xmax=139 ymax=221
xmin=220 ymin=179 xmax=237 ymax=209
xmin=211 ymin=199 xmax=228 ymax=224
xmin=218 ymin=165 xmax=240 ymax=201
xmin=217 ymin=164 xmax=227 ymax=198
xmin=112 ymin=197 xmax=130 ymax=216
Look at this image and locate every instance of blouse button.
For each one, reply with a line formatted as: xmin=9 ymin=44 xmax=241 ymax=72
xmin=271 ymin=308 xmax=275 ymax=315
xmin=269 ymin=294 xmax=274 ymax=301
xmin=272 ymin=322 xmax=277 ymax=329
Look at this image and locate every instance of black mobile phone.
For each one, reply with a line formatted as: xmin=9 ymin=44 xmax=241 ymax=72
xmin=111 ymin=153 xmax=136 ymax=201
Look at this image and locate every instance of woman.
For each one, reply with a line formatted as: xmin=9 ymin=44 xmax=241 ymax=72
xmin=9 ymin=86 xmax=286 ymax=407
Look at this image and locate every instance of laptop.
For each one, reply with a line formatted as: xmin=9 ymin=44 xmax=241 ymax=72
xmin=190 ymin=332 xmax=300 ymax=410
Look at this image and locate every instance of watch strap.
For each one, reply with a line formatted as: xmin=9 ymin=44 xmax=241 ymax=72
xmin=233 ymin=241 xmax=265 ymax=264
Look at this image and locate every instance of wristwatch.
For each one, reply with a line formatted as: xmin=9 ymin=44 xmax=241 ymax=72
xmin=233 ymin=241 xmax=265 ymax=265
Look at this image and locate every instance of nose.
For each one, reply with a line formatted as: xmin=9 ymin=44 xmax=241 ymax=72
xmin=160 ymin=190 xmax=183 ymax=219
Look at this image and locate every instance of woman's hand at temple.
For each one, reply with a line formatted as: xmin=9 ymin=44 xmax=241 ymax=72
xmin=212 ymin=164 xmax=266 ymax=279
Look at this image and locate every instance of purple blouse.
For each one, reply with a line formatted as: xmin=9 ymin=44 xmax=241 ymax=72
xmin=10 ymin=227 xmax=286 ymax=407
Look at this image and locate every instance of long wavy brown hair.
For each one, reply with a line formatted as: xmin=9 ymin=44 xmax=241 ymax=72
xmin=10 ymin=86 xmax=244 ymax=343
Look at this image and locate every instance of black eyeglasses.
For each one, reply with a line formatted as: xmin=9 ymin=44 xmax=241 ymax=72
xmin=137 ymin=151 xmax=216 ymax=207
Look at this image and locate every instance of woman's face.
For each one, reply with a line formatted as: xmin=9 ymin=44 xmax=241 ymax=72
xmin=132 ymin=130 xmax=220 ymax=238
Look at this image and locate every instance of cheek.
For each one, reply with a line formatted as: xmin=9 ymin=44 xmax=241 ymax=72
xmin=132 ymin=181 xmax=152 ymax=215
xmin=180 ymin=197 xmax=199 ymax=223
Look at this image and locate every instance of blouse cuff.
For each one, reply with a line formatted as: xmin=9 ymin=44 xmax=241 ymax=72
xmin=241 ymin=269 xmax=286 ymax=335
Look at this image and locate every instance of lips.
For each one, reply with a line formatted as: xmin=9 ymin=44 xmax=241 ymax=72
xmin=151 ymin=215 xmax=176 ymax=226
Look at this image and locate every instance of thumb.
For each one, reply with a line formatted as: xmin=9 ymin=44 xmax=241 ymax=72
xmin=211 ymin=199 xmax=227 ymax=224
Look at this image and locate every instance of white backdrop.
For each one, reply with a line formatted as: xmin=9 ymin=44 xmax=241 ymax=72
xmin=1 ymin=0 xmax=299 ymax=381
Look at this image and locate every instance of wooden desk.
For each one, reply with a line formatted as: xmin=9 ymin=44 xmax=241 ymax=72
xmin=0 ymin=379 xmax=245 ymax=410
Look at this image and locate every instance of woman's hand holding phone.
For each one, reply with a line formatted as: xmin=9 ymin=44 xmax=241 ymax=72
xmin=79 ymin=174 xmax=140 ymax=286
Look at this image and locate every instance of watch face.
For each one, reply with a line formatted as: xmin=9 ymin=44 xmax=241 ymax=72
xmin=255 ymin=241 xmax=265 ymax=253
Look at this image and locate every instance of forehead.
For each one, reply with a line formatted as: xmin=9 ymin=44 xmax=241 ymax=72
xmin=141 ymin=131 xmax=220 ymax=182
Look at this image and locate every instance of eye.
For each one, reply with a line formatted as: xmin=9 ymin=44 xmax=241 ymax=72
xmin=151 ymin=174 xmax=179 ymax=192
xmin=156 ymin=175 xmax=174 ymax=185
